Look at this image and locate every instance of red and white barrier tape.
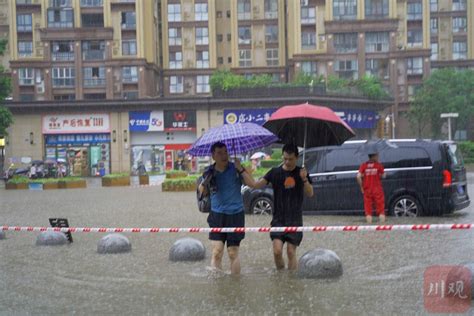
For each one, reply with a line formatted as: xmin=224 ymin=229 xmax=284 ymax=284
xmin=1 ymin=224 xmax=472 ymax=234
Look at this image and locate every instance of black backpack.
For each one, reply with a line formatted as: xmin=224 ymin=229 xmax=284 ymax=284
xmin=196 ymin=165 xmax=215 ymax=213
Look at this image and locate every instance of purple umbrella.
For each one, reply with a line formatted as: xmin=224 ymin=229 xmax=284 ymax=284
xmin=188 ymin=122 xmax=278 ymax=157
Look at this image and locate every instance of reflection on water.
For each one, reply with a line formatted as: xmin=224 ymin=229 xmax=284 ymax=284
xmin=0 ymin=183 xmax=473 ymax=314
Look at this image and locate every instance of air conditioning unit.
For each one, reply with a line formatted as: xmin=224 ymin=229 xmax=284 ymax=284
xmin=37 ymin=85 xmax=44 ymax=94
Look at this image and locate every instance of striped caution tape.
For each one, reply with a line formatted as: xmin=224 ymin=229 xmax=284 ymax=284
xmin=1 ymin=224 xmax=472 ymax=234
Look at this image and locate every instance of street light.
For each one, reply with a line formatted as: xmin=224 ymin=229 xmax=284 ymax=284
xmin=440 ymin=113 xmax=459 ymax=141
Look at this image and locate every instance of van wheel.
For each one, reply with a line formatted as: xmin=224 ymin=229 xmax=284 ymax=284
xmin=250 ymin=196 xmax=273 ymax=215
xmin=390 ymin=195 xmax=422 ymax=217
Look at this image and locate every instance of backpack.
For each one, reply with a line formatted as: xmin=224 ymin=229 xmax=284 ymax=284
xmin=196 ymin=164 xmax=215 ymax=213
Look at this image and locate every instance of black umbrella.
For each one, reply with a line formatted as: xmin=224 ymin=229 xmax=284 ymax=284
xmin=355 ymin=139 xmax=398 ymax=156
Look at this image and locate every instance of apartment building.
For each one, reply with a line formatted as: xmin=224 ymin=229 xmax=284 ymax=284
xmin=0 ymin=0 xmax=10 ymax=72
xmin=9 ymin=0 xmax=160 ymax=102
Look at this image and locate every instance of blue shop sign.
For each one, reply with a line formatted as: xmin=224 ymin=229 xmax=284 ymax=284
xmin=335 ymin=109 xmax=379 ymax=129
xmin=129 ymin=111 xmax=164 ymax=132
xmin=224 ymin=109 xmax=277 ymax=125
xmin=45 ymin=133 xmax=110 ymax=145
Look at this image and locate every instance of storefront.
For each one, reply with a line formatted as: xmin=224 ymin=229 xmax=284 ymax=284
xmin=129 ymin=110 xmax=197 ymax=174
xmin=42 ymin=113 xmax=111 ymax=176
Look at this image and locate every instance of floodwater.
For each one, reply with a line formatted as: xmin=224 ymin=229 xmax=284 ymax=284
xmin=0 ymin=176 xmax=473 ymax=315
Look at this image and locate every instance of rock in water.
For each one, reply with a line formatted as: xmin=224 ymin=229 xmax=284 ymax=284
xmin=97 ymin=234 xmax=131 ymax=254
xmin=36 ymin=231 xmax=68 ymax=246
xmin=298 ymin=248 xmax=343 ymax=279
xmin=169 ymin=238 xmax=206 ymax=262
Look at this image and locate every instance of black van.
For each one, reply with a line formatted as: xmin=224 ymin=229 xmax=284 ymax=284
xmin=242 ymin=140 xmax=470 ymax=217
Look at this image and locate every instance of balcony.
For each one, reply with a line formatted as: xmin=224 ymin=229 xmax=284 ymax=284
xmin=121 ymin=22 xmax=136 ymax=30
xmin=83 ymin=50 xmax=105 ymax=60
xmin=52 ymin=52 xmax=75 ymax=61
xmin=122 ymin=77 xmax=138 ymax=84
xmin=17 ymin=25 xmax=33 ymax=32
xmin=48 ymin=21 xmax=74 ymax=28
xmin=16 ymin=0 xmax=41 ymax=5
xmin=80 ymin=0 xmax=103 ymax=6
xmin=82 ymin=14 xmax=104 ymax=27
xmin=49 ymin=0 xmax=72 ymax=7
xmin=84 ymin=78 xmax=106 ymax=87
xmin=52 ymin=78 xmax=75 ymax=87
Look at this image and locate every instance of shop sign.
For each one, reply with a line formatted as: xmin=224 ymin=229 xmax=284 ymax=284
xmin=129 ymin=111 xmax=164 ymax=132
xmin=164 ymin=110 xmax=196 ymax=131
xmin=42 ymin=114 xmax=110 ymax=134
xmin=44 ymin=133 xmax=111 ymax=145
xmin=224 ymin=109 xmax=276 ymax=125
xmin=334 ymin=109 xmax=379 ymax=129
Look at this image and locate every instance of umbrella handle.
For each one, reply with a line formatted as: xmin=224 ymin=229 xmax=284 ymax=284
xmin=302 ymin=120 xmax=307 ymax=168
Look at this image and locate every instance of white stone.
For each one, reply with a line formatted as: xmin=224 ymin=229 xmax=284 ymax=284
xmin=36 ymin=231 xmax=68 ymax=246
xmin=97 ymin=234 xmax=132 ymax=254
xmin=169 ymin=238 xmax=206 ymax=262
xmin=298 ymin=248 xmax=343 ymax=279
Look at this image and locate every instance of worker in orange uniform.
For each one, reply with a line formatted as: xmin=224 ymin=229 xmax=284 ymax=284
xmin=357 ymin=150 xmax=386 ymax=224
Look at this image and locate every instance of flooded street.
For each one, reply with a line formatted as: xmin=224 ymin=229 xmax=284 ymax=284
xmin=0 ymin=176 xmax=473 ymax=315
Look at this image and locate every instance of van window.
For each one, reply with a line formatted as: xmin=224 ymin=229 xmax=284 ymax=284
xmin=323 ymin=148 xmax=365 ymax=172
xmin=380 ymin=148 xmax=432 ymax=168
xmin=299 ymin=150 xmax=323 ymax=174
xmin=447 ymin=144 xmax=464 ymax=169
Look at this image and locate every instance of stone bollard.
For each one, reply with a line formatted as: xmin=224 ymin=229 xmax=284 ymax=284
xmin=169 ymin=238 xmax=206 ymax=262
xmin=36 ymin=231 xmax=68 ymax=246
xmin=0 ymin=231 xmax=6 ymax=240
xmin=97 ymin=234 xmax=131 ymax=254
xmin=298 ymin=248 xmax=343 ymax=279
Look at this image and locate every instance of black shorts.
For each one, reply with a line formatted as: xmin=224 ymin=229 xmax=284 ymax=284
xmin=207 ymin=211 xmax=245 ymax=247
xmin=270 ymin=232 xmax=303 ymax=247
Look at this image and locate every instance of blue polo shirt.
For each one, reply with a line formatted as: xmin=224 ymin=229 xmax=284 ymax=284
xmin=210 ymin=162 xmax=243 ymax=215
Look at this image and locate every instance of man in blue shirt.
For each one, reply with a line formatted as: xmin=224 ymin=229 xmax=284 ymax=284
xmin=198 ymin=142 xmax=255 ymax=275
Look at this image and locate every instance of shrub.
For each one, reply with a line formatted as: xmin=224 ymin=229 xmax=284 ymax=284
xmin=102 ymin=173 xmax=129 ymax=179
xmin=459 ymin=141 xmax=474 ymax=164
xmin=7 ymin=175 xmax=29 ymax=184
xmin=260 ymin=159 xmax=281 ymax=168
xmin=165 ymin=170 xmax=188 ymax=179
xmin=162 ymin=175 xmax=199 ymax=191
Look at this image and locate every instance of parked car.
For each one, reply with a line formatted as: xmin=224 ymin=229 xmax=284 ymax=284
xmin=242 ymin=139 xmax=470 ymax=217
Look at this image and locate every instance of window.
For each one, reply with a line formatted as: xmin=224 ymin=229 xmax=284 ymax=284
xmin=237 ymin=0 xmax=251 ymax=20
xmin=365 ymin=32 xmax=389 ymax=52
xmin=52 ymin=41 xmax=74 ymax=61
xmin=82 ymin=41 xmax=105 ymax=60
xmin=47 ymin=8 xmax=74 ymax=28
xmin=430 ymin=42 xmax=438 ymax=60
xmin=217 ymin=34 xmax=223 ymax=42
xmin=301 ymin=61 xmax=317 ymax=76
xmin=265 ymin=25 xmax=278 ymax=43
xmin=334 ymin=60 xmax=358 ymax=80
xmin=266 ymin=48 xmax=278 ymax=66
xmin=238 ymin=26 xmax=251 ymax=44
xmin=407 ymin=29 xmax=423 ymax=47
xmin=196 ymin=27 xmax=209 ymax=45
xmin=52 ymin=67 xmax=75 ymax=87
xmin=196 ymin=50 xmax=209 ymax=68
xmin=227 ymin=33 xmax=231 ymax=41
xmin=407 ymin=1 xmax=422 ymax=21
xmin=301 ymin=31 xmax=316 ymax=49
xmin=122 ymin=66 xmax=138 ymax=83
xmin=54 ymin=94 xmax=75 ymax=100
xmin=19 ymin=94 xmax=34 ymax=102
xmin=123 ymin=91 xmax=138 ymax=100
xmin=365 ymin=0 xmax=389 ymax=18
xmin=430 ymin=18 xmax=438 ymax=34
xmin=17 ymin=14 xmax=32 ymax=32
xmin=365 ymin=59 xmax=389 ymax=79
xmin=452 ymin=17 xmax=467 ymax=33
xmin=218 ymin=57 xmax=224 ymax=64
xmin=407 ymin=57 xmax=423 ymax=75
xmin=169 ymin=51 xmax=182 ymax=69
xmin=195 ymin=3 xmax=208 ymax=21
xmin=168 ymin=4 xmax=181 ymax=22
xmin=18 ymin=68 xmax=34 ymax=85
xmin=169 ymin=28 xmax=182 ymax=46
xmin=430 ymin=0 xmax=437 ymax=12
xmin=334 ymin=33 xmax=358 ymax=53
xmin=84 ymin=93 xmax=106 ymax=100
xmin=301 ymin=0 xmax=316 ymax=24
xmin=452 ymin=0 xmax=466 ymax=11
xmin=50 ymin=0 xmax=72 ymax=6
xmin=122 ymin=39 xmax=137 ymax=56
xmin=453 ymin=41 xmax=467 ymax=60
xmin=239 ymin=49 xmax=251 ymax=67
xmin=83 ymin=67 xmax=105 ymax=87
xmin=333 ymin=0 xmax=357 ymax=20
xmin=18 ymin=41 xmax=33 ymax=57
xmin=80 ymin=0 xmax=103 ymax=7
xmin=196 ymin=75 xmax=210 ymax=93
xmin=264 ymin=0 xmax=278 ymax=19
xmin=82 ymin=13 xmax=103 ymax=27
xmin=408 ymin=85 xmax=422 ymax=100
xmin=170 ymin=76 xmax=183 ymax=93
xmin=121 ymin=12 xmax=136 ymax=29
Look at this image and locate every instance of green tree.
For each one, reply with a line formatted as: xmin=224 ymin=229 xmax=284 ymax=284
xmin=0 ymin=39 xmax=13 ymax=137
xmin=409 ymin=68 xmax=474 ymax=138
